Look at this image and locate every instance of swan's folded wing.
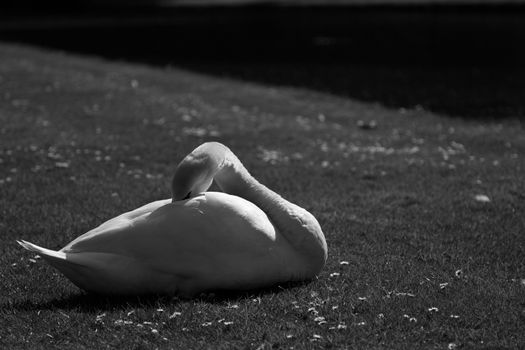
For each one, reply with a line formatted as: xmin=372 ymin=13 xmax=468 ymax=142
xmin=60 ymin=199 xmax=172 ymax=253
xmin=60 ymin=198 xmax=214 ymax=259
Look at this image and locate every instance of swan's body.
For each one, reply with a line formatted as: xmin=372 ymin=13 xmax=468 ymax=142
xmin=18 ymin=142 xmax=327 ymax=296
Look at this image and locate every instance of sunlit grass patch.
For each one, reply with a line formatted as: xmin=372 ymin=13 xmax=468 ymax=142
xmin=0 ymin=43 xmax=524 ymax=349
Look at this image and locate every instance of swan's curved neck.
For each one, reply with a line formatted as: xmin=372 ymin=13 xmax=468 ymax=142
xmin=214 ymin=149 xmax=327 ymax=276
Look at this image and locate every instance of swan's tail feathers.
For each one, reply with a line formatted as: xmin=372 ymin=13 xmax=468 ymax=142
xmin=16 ymin=240 xmax=155 ymax=294
xmin=16 ymin=239 xmax=83 ymax=277
xmin=17 ymin=240 xmax=67 ymax=261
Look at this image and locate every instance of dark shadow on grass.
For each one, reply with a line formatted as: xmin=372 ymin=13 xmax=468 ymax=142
xmin=0 ymin=5 xmax=524 ymax=120
xmin=7 ymin=293 xmax=169 ymax=312
xmin=5 ymin=280 xmax=311 ymax=312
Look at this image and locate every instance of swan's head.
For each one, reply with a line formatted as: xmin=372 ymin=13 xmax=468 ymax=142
xmin=171 ymin=142 xmax=228 ymax=201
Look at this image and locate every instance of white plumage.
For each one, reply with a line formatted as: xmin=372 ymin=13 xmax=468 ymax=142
xmin=18 ymin=142 xmax=327 ymax=296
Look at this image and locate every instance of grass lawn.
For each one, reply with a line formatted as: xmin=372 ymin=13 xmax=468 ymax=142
xmin=0 ymin=43 xmax=524 ymax=349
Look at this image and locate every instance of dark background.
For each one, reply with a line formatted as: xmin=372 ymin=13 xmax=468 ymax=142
xmin=1 ymin=2 xmax=524 ymax=119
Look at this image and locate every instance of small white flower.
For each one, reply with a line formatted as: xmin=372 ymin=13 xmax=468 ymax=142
xmin=339 ymin=261 xmax=349 ymax=266
xmin=402 ymin=314 xmax=415 ymax=323
xmin=427 ymin=307 xmax=439 ymax=312
xmin=307 ymin=307 xmax=318 ymax=315
xmin=474 ymin=194 xmax=490 ymax=203
xmin=330 ymin=272 xmax=340 ymax=278
xmin=314 ymin=316 xmax=327 ymax=325
xmin=311 ymin=334 xmax=322 ymax=341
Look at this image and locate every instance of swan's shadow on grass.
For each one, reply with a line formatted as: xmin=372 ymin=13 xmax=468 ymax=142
xmin=7 ymin=280 xmax=311 ymax=312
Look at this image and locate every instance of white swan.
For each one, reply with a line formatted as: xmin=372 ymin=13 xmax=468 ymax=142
xmin=18 ymin=142 xmax=327 ymax=296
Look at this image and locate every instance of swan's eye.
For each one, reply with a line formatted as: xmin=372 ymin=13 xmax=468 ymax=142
xmin=183 ymin=192 xmax=191 ymax=200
